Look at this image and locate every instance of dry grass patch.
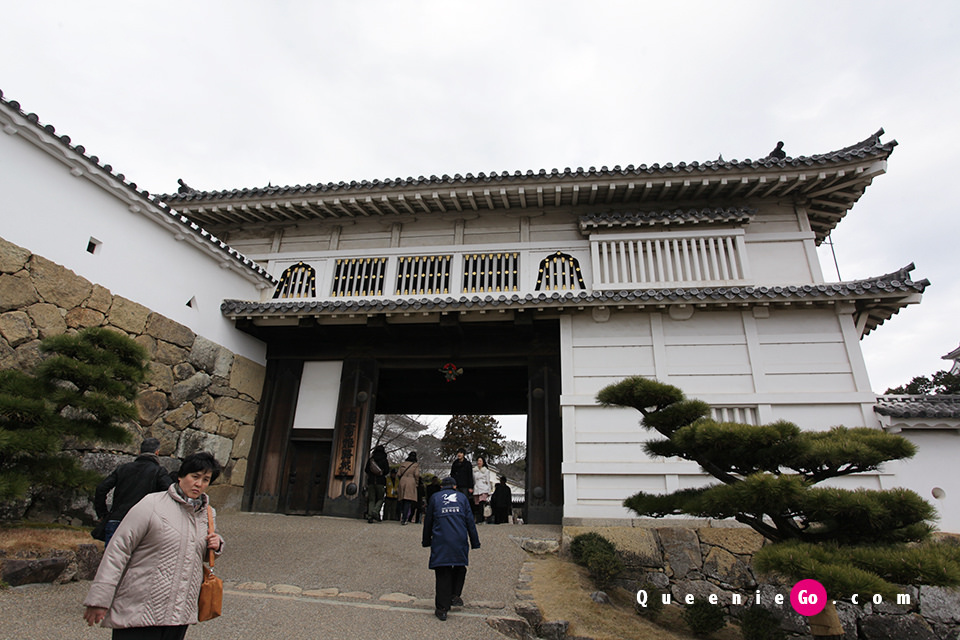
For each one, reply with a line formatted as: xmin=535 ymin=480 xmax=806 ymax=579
xmin=0 ymin=525 xmax=100 ymax=554
xmin=530 ymin=555 xmax=743 ymax=640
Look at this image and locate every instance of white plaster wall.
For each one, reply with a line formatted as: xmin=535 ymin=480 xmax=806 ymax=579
xmin=560 ymin=305 xmax=893 ymax=521
xmin=882 ymin=430 xmax=960 ymax=533
xmin=0 ymin=129 xmax=266 ymax=363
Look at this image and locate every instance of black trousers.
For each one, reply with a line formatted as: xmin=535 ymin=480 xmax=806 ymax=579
xmin=112 ymin=626 xmax=188 ymax=640
xmin=433 ymin=565 xmax=467 ymax=611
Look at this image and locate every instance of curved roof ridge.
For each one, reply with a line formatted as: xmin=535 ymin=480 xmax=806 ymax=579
xmin=160 ymin=129 xmax=897 ymax=203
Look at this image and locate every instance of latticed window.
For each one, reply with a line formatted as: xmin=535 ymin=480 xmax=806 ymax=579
xmin=331 ymin=257 xmax=387 ymax=297
xmin=272 ymin=262 xmax=316 ymax=299
xmin=535 ymin=251 xmax=585 ymax=291
xmin=395 ymin=255 xmax=452 ymax=295
xmin=711 ymin=406 xmax=759 ymax=425
xmin=462 ymin=252 xmax=519 ymax=293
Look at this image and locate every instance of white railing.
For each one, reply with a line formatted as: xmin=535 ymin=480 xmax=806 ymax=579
xmin=269 ymin=235 xmax=752 ymax=301
xmin=591 ymin=230 xmax=749 ymax=289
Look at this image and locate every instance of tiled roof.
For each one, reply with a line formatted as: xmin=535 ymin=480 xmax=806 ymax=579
xmin=163 ymin=130 xmax=895 ymax=204
xmin=158 ymin=130 xmax=896 ymax=246
xmin=221 ymin=263 xmax=926 ymax=337
xmin=579 ymin=207 xmax=755 ymax=230
xmin=874 ymin=395 xmax=960 ymax=419
xmin=0 ymin=90 xmax=276 ymax=287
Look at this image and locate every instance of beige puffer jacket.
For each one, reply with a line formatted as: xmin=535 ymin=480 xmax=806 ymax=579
xmin=83 ymin=485 xmax=220 ymax=628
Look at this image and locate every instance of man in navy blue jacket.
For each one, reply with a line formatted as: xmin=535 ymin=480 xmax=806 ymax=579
xmin=422 ymin=476 xmax=481 ymax=620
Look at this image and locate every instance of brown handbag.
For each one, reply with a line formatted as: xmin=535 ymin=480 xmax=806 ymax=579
xmin=197 ymin=504 xmax=223 ymax=622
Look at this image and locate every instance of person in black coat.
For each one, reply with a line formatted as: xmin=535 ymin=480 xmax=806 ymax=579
xmin=490 ymin=475 xmax=513 ymax=524
xmin=94 ymin=438 xmax=173 ymax=545
xmin=422 ymin=476 xmax=480 ymax=621
xmin=449 ymin=448 xmax=474 ymax=497
xmin=365 ymin=445 xmax=390 ymax=523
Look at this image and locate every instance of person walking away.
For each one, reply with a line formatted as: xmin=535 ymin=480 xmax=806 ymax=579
xmin=397 ymin=451 xmax=421 ymax=525
xmin=384 ymin=467 xmax=400 ymax=521
xmin=365 ymin=445 xmax=389 ymax=523
xmin=83 ymin=452 xmax=224 ymax=640
xmin=94 ymin=437 xmax=173 ymax=546
xmin=472 ymin=455 xmax=492 ymax=524
xmin=413 ymin=477 xmax=426 ymax=524
xmin=422 ymin=476 xmax=480 ymax=621
xmin=490 ymin=475 xmax=512 ymax=524
xmin=449 ymin=448 xmax=474 ymax=498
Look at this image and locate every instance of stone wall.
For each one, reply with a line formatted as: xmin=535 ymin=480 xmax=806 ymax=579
xmin=0 ymin=236 xmax=263 ymax=521
xmin=562 ymin=525 xmax=960 ymax=640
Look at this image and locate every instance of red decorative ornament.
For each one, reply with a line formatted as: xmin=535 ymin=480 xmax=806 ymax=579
xmin=439 ymin=362 xmax=463 ymax=382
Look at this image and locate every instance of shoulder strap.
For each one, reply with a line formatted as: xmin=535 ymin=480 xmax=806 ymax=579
xmin=205 ymin=504 xmax=215 ymax=567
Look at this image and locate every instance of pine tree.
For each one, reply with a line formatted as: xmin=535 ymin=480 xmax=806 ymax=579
xmin=0 ymin=327 xmax=148 ymax=502
xmin=885 ymin=369 xmax=960 ymax=395
xmin=440 ymin=414 xmax=505 ymax=460
xmin=597 ymin=376 xmax=960 ymax=637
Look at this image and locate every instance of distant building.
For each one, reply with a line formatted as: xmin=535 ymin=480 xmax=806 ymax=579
xmin=3 ymin=91 xmax=956 ymax=529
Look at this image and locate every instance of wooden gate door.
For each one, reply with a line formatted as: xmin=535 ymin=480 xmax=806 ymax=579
xmin=283 ymin=440 xmax=331 ymax=515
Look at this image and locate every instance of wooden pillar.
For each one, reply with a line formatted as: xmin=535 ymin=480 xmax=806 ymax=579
xmin=324 ymin=358 xmax=378 ymax=517
xmin=526 ymin=360 xmax=563 ymax=524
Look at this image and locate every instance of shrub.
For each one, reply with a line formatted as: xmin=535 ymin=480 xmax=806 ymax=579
xmin=633 ymin=581 xmax=664 ymax=621
xmin=569 ymin=532 xmax=616 ymax=564
xmin=738 ymin=606 xmax=786 ymax=640
xmin=585 ymin=548 xmax=622 ymax=589
xmin=681 ymin=600 xmax=726 ymax=637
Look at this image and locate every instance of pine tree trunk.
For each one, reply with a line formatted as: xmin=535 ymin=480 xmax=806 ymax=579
xmin=808 ymin=600 xmax=844 ymax=638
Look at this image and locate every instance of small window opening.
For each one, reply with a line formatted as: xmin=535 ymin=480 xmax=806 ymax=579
xmin=186 ymin=296 xmax=197 ymax=309
xmin=86 ymin=237 xmax=102 ymax=254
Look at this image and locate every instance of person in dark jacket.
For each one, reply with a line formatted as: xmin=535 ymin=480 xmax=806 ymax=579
xmin=365 ymin=445 xmax=389 ymax=523
xmin=94 ymin=437 xmax=173 ymax=546
xmin=490 ymin=475 xmax=513 ymax=524
xmin=422 ymin=476 xmax=480 ymax=621
xmin=449 ymin=448 xmax=474 ymax=497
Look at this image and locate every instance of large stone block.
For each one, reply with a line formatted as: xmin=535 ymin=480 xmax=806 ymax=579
xmin=171 ymin=371 xmax=212 ymax=406
xmin=207 ymin=484 xmax=244 ymax=512
xmin=919 ymin=585 xmax=960 ymax=623
xmin=164 ymin=403 xmax=197 ymax=431
xmin=214 ymin=396 xmax=259 ymax=425
xmin=29 ymin=255 xmax=92 ymax=309
xmin=657 ymin=527 xmax=702 ymax=579
xmin=697 ymin=527 xmax=765 ymax=555
xmin=85 ymin=284 xmax=113 ymax=313
xmin=189 ymin=336 xmax=221 ymax=374
xmin=146 ymin=362 xmax=174 ymax=392
xmin=25 ymin=302 xmax=66 ymax=338
xmin=156 ymin=340 xmax=189 ymax=366
xmin=108 ymin=296 xmax=150 ymax=334
xmin=192 ymin=412 xmax=221 ymax=434
xmin=860 ymin=614 xmax=938 ymax=640
xmin=228 ymin=458 xmax=248 ymax=487
xmin=64 ymin=307 xmax=105 ymax=329
xmin=0 ymin=340 xmax=19 ymax=369
xmin=0 ymin=310 xmax=37 ymax=346
xmin=232 ymin=424 xmax=256 ymax=458
xmin=0 ymin=272 xmax=39 ymax=312
xmin=176 ymin=429 xmax=233 ymax=466
xmin=1 ymin=557 xmax=70 ymax=587
xmin=702 ymin=546 xmax=755 ymax=589
xmin=0 ymin=237 xmax=31 ymax=273
xmin=136 ymin=390 xmax=168 ymax=425
xmin=230 ymin=355 xmax=265 ymax=401
xmin=15 ymin=340 xmax=43 ymax=370
xmin=145 ymin=313 xmax=195 ymax=348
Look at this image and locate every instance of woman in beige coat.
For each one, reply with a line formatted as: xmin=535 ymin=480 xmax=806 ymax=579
xmin=83 ymin=452 xmax=224 ymax=640
xmin=397 ymin=451 xmax=421 ymax=525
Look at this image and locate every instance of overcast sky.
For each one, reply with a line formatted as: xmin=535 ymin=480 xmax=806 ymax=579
xmin=2 ymin=1 xmax=959 ymax=408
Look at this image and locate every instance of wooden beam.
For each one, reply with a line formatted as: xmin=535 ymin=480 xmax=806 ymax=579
xmin=431 ymin=192 xmax=447 ymax=212
xmin=449 ymin=191 xmax=463 ymax=212
xmin=518 ymin=187 xmax=527 ymax=209
xmin=380 ymin=196 xmax=401 ymax=215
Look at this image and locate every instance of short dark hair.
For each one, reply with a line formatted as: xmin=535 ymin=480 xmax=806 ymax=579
xmin=140 ymin=437 xmax=161 ymax=453
xmin=177 ymin=452 xmax=221 ymax=482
